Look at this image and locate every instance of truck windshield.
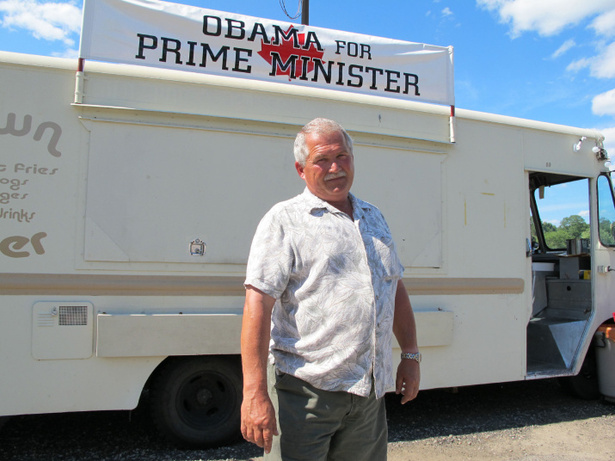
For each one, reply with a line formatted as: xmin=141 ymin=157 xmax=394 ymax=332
xmin=597 ymin=174 xmax=615 ymax=247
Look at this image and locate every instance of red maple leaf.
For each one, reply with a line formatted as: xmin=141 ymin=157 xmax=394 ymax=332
xmin=258 ymin=25 xmax=325 ymax=79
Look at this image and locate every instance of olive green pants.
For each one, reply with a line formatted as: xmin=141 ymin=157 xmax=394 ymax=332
xmin=264 ymin=368 xmax=388 ymax=461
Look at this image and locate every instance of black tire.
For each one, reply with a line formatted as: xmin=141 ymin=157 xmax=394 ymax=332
xmin=559 ymin=346 xmax=600 ymax=400
xmin=149 ymin=356 xmax=242 ymax=447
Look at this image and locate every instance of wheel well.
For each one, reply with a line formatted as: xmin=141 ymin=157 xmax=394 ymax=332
xmin=142 ymin=355 xmax=241 ymax=393
xmin=143 ymin=355 xmax=243 ymax=447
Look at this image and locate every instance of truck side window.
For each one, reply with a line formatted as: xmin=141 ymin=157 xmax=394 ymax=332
xmin=597 ymin=174 xmax=615 ymax=246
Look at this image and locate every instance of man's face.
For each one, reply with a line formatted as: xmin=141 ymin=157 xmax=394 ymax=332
xmin=295 ymin=130 xmax=355 ymax=207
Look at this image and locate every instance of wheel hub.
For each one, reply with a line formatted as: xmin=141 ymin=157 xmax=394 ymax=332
xmin=196 ymin=387 xmax=213 ymax=407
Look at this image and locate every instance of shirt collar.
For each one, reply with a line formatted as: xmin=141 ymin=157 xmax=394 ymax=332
xmin=301 ymin=187 xmax=368 ymax=219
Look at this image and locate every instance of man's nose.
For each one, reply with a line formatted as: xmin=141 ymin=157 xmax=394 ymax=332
xmin=329 ymin=161 xmax=341 ymax=172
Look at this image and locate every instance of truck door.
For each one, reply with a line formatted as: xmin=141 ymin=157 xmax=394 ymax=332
xmin=527 ymin=173 xmax=593 ymax=378
xmin=594 ymin=174 xmax=615 ymax=324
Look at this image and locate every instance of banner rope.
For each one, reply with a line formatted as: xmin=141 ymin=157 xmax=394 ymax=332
xmin=279 ymin=0 xmax=302 ymax=20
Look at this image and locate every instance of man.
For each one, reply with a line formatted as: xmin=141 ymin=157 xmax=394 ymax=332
xmin=241 ymin=118 xmax=420 ymax=460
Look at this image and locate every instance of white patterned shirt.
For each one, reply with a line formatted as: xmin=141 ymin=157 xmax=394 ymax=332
xmin=245 ymin=188 xmax=404 ymax=398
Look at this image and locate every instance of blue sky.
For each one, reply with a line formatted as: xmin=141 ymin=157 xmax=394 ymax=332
xmin=1 ymin=0 xmax=615 ymax=224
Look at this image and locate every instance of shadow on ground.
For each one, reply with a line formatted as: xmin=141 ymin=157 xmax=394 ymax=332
xmin=384 ymin=378 xmax=613 ymax=443
xmin=0 ymin=379 xmax=613 ymax=461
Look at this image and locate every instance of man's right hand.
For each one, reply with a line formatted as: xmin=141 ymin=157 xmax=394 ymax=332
xmin=240 ymin=390 xmax=279 ymax=453
xmin=241 ymin=286 xmax=278 ymax=453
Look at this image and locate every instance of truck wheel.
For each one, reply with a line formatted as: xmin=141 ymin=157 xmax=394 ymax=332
xmin=150 ymin=356 xmax=242 ymax=447
xmin=559 ymin=347 xmax=600 ymax=400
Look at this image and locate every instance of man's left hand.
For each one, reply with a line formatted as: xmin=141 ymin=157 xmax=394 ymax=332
xmin=395 ymin=359 xmax=420 ymax=404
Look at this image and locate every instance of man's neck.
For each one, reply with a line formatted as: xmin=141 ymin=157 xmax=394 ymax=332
xmin=328 ymin=196 xmax=353 ymax=218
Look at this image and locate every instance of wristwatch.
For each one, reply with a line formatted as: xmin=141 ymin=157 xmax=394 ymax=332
xmin=401 ymin=352 xmax=421 ymax=363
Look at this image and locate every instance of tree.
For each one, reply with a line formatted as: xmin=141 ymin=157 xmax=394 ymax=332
xmin=545 ymin=228 xmax=570 ymax=249
xmin=599 ymin=217 xmax=615 ymax=245
xmin=559 ymin=215 xmax=589 ymax=239
xmin=542 ymin=222 xmax=557 ymax=233
xmin=541 ymin=215 xmax=589 ymax=249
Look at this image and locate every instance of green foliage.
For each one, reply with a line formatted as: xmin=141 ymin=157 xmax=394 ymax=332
xmin=560 ymin=215 xmax=589 ymax=238
xmin=599 ymin=217 xmax=615 ymax=246
xmin=540 ymin=214 xmax=591 ymax=249
xmin=542 ymin=222 xmax=557 ymax=233
xmin=536 ymin=214 xmax=615 ymax=248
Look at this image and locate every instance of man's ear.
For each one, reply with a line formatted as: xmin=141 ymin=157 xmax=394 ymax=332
xmin=295 ymin=161 xmax=305 ymax=180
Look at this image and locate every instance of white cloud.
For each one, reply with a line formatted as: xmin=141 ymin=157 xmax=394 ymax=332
xmin=569 ymin=42 xmax=615 ymax=79
xmin=478 ymin=1 xmax=615 ymax=133
xmin=0 ymin=0 xmax=81 ymax=46
xmin=551 ymin=39 xmax=575 ymax=59
xmin=476 ymin=0 xmax=615 ymax=77
xmin=442 ymin=7 xmax=453 ymax=18
xmin=593 ymin=89 xmax=615 ymax=116
xmin=601 ymin=126 xmax=615 ymax=156
xmin=477 ymin=0 xmax=615 ymax=37
xmin=590 ymin=9 xmax=615 ymax=37
xmin=567 ymin=57 xmax=591 ymax=73
xmin=589 ymin=41 xmax=615 ymax=78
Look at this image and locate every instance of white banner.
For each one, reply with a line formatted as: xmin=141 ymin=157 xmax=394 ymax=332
xmin=79 ymin=0 xmax=454 ymax=105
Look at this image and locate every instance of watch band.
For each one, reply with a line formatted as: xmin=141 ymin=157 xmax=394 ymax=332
xmin=400 ymin=352 xmax=421 ymax=363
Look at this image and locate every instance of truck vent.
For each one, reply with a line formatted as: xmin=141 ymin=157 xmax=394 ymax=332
xmin=36 ymin=313 xmax=55 ymax=327
xmin=59 ymin=305 xmax=89 ymax=326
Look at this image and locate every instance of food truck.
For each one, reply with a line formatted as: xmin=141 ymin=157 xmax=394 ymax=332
xmin=1 ymin=0 xmax=613 ymax=447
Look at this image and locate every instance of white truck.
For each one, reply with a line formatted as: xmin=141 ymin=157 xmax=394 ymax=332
xmin=1 ymin=49 xmax=614 ymax=447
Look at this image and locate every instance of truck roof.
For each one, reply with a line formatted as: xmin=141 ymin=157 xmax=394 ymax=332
xmin=0 ymin=49 xmax=603 ymax=142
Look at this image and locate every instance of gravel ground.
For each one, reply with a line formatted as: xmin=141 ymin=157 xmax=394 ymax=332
xmin=1 ymin=378 xmax=614 ymax=460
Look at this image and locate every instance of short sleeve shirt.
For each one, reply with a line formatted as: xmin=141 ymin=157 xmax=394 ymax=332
xmin=245 ymin=188 xmax=404 ymax=398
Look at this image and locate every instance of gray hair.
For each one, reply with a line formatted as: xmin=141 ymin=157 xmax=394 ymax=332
xmin=293 ymin=118 xmax=353 ymax=166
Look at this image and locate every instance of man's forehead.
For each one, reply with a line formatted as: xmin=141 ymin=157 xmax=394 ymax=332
xmin=306 ymin=130 xmax=349 ymax=153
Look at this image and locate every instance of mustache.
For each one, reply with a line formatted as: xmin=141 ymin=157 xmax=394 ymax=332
xmin=324 ymin=171 xmax=347 ymax=181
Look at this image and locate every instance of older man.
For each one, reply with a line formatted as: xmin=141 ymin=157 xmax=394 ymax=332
xmin=241 ymin=118 xmax=420 ymax=460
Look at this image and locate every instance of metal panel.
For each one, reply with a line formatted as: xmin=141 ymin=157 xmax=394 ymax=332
xmin=413 ymin=309 xmax=454 ymax=347
xmin=96 ymin=313 xmax=242 ymax=357
xmin=32 ymin=302 xmax=94 ymax=360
